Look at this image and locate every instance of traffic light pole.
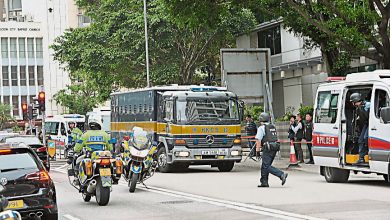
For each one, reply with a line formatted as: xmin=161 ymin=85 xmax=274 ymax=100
xmin=42 ymin=110 xmax=46 ymax=148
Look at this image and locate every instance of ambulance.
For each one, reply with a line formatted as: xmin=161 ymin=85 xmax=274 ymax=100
xmin=44 ymin=114 xmax=86 ymax=145
xmin=313 ymin=70 xmax=390 ymax=183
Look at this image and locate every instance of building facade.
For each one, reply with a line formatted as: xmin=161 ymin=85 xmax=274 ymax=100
xmin=0 ymin=0 xmax=90 ymax=120
xmin=236 ymin=20 xmax=378 ymax=118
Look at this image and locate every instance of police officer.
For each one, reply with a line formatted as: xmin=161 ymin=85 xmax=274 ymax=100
xmin=73 ymin=120 xmax=112 ymax=180
xmin=255 ymin=112 xmax=288 ymax=187
xmin=350 ymin=93 xmax=370 ymax=165
xmin=68 ymin=121 xmax=83 ymax=143
xmin=304 ymin=113 xmax=314 ymax=164
xmin=245 ymin=115 xmax=258 ymax=157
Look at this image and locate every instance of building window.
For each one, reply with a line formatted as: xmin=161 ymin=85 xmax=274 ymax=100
xmin=12 ymin=95 xmax=19 ymax=116
xmin=18 ymin=38 xmax=25 ymax=58
xmin=29 ymin=95 xmax=35 ymax=104
xmin=37 ymin=66 xmax=43 ymax=86
xmin=20 ymin=66 xmax=26 ymax=86
xmin=21 ymin=95 xmax=27 ymax=104
xmin=8 ymin=0 xmax=22 ymax=11
xmin=11 ymin=66 xmax=17 ymax=86
xmin=2 ymin=66 xmax=9 ymax=86
xmin=10 ymin=38 xmax=17 ymax=58
xmin=3 ymin=96 xmax=10 ymax=105
xmin=1 ymin=38 xmax=8 ymax=58
xmin=27 ymin=38 xmax=34 ymax=58
xmin=258 ymin=25 xmax=282 ymax=55
xmin=36 ymin=38 xmax=43 ymax=58
xmin=28 ymin=66 xmax=35 ymax=86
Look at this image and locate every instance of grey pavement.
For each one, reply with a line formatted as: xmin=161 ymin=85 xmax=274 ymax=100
xmin=51 ymin=159 xmax=390 ymax=220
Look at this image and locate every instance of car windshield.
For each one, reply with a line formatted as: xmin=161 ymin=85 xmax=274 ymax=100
xmin=45 ymin=122 xmax=59 ymax=135
xmin=176 ymin=98 xmax=239 ymax=124
xmin=0 ymin=152 xmax=38 ymax=171
xmin=5 ymin=136 xmax=41 ymax=145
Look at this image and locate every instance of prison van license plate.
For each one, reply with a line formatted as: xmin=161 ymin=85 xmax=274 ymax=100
xmin=100 ymin=168 xmax=111 ymax=176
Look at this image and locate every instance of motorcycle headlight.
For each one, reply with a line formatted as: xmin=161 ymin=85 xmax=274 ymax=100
xmin=132 ymin=135 xmax=149 ymax=150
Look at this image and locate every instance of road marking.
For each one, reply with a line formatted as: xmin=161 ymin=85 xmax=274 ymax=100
xmin=118 ymin=182 xmax=325 ymax=220
xmin=53 ymin=164 xmax=68 ymax=171
xmin=63 ymin=214 xmax=81 ymax=220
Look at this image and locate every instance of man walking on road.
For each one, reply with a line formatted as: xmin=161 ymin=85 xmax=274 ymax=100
xmin=255 ymin=112 xmax=288 ymax=187
xmin=304 ymin=113 xmax=314 ymax=164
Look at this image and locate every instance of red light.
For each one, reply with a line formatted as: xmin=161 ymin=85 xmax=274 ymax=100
xmin=36 ymin=147 xmax=47 ymax=153
xmin=0 ymin=149 xmax=12 ymax=154
xmin=44 ymin=204 xmax=55 ymax=209
xmin=123 ymin=136 xmax=130 ymax=141
xmin=38 ymin=92 xmax=45 ymax=100
xmin=26 ymin=171 xmax=50 ymax=182
xmin=21 ymin=103 xmax=28 ymax=112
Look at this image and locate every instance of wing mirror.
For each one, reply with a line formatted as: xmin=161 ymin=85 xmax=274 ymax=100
xmin=380 ymin=107 xmax=390 ymax=124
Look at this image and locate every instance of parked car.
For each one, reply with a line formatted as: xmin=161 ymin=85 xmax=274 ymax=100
xmin=0 ymin=143 xmax=58 ymax=220
xmin=1 ymin=135 xmax=50 ymax=171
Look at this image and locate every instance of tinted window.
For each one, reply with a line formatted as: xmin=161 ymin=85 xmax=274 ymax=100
xmin=0 ymin=152 xmax=38 ymax=171
xmin=45 ymin=122 xmax=59 ymax=135
xmin=374 ymin=89 xmax=390 ymax=120
xmin=315 ymin=91 xmax=339 ymax=123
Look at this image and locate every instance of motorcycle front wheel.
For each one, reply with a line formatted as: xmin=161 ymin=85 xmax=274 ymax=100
xmin=95 ymin=178 xmax=110 ymax=206
xmin=129 ymin=173 xmax=139 ymax=193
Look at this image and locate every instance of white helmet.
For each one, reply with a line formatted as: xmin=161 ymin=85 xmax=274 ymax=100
xmin=88 ymin=118 xmax=103 ymax=130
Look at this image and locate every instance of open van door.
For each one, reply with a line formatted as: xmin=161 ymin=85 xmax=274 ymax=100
xmin=313 ymin=86 xmax=343 ymax=167
xmin=369 ymin=85 xmax=390 ymax=174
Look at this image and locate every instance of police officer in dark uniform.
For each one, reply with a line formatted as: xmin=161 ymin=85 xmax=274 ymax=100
xmin=304 ymin=113 xmax=314 ymax=164
xmin=255 ymin=112 xmax=288 ymax=187
xmin=350 ymin=93 xmax=370 ymax=165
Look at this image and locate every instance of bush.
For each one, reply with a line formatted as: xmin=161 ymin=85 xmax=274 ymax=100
xmin=298 ymin=104 xmax=314 ymax=118
xmin=244 ymin=105 xmax=264 ymax=121
xmin=276 ymin=106 xmax=295 ymax=122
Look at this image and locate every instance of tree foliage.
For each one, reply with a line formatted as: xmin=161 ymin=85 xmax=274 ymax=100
xmin=0 ymin=103 xmax=13 ymax=130
xmin=252 ymin=0 xmax=390 ymax=73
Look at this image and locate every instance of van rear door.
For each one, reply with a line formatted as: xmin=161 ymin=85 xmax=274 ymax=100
xmin=368 ymin=84 xmax=390 ymax=174
xmin=313 ymin=85 xmax=343 ymax=167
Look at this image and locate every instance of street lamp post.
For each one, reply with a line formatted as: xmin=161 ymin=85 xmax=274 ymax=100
xmin=143 ymin=0 xmax=150 ymax=87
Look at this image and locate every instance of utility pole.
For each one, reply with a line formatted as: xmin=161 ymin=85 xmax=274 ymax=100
xmin=143 ymin=0 xmax=150 ymax=87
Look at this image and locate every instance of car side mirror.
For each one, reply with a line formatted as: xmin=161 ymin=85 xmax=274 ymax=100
xmin=380 ymin=107 xmax=390 ymax=124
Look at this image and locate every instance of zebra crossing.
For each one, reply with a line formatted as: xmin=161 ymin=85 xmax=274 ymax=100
xmin=49 ymin=158 xmax=68 ymax=172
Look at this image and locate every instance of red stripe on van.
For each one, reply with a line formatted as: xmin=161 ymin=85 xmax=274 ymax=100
xmin=313 ymin=133 xmax=339 ymax=147
xmin=369 ymin=137 xmax=390 ymax=151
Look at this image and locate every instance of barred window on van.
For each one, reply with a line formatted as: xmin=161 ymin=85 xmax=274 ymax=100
xmin=315 ymin=91 xmax=339 ymax=124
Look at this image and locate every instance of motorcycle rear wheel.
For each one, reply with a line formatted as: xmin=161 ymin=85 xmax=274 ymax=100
xmin=95 ymin=178 xmax=110 ymax=206
xmin=129 ymin=173 xmax=139 ymax=193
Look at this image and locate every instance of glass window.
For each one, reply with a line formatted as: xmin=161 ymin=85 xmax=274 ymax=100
xmin=18 ymin=38 xmax=25 ymax=58
xmin=8 ymin=0 xmax=22 ymax=11
xmin=1 ymin=38 xmax=8 ymax=58
xmin=164 ymin=100 xmax=174 ymax=121
xmin=258 ymin=25 xmax=281 ymax=55
xmin=12 ymin=95 xmax=18 ymax=116
xmin=9 ymin=38 xmax=17 ymax=58
xmin=28 ymin=66 xmax=35 ymax=86
xmin=36 ymin=38 xmax=43 ymax=58
xmin=37 ymin=66 xmax=43 ymax=86
xmin=2 ymin=96 xmax=10 ymax=105
xmin=27 ymin=38 xmax=34 ymax=58
xmin=11 ymin=66 xmax=17 ymax=86
xmin=315 ymin=91 xmax=339 ymax=124
xmin=21 ymin=95 xmax=27 ymax=104
xmin=0 ymin=153 xmax=39 ymax=171
xmin=2 ymin=66 xmax=9 ymax=86
xmin=374 ymin=89 xmax=390 ymax=120
xmin=44 ymin=122 xmax=59 ymax=135
xmin=20 ymin=66 xmax=26 ymax=86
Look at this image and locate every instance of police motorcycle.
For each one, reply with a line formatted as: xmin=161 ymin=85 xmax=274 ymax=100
xmin=67 ymin=138 xmax=123 ymax=206
xmin=120 ymin=127 xmax=158 ymax=193
xmin=0 ymin=185 xmax=22 ymax=220
xmin=64 ymin=135 xmax=74 ymax=160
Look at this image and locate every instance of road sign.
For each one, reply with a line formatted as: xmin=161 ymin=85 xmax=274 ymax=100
xmin=48 ymin=140 xmax=56 ymax=158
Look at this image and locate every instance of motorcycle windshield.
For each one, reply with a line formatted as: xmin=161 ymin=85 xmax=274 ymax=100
xmin=88 ymin=144 xmax=104 ymax=151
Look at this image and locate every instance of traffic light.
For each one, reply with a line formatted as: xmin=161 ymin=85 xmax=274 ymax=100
xmin=38 ymin=91 xmax=45 ymax=112
xmin=21 ymin=103 xmax=28 ymax=120
xmin=27 ymin=104 xmax=38 ymax=120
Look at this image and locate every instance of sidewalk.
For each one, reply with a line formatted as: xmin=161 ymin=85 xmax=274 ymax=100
xmin=236 ymin=156 xmax=320 ymax=174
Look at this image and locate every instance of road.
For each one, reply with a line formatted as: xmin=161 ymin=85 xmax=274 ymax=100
xmin=50 ymin=160 xmax=390 ymax=220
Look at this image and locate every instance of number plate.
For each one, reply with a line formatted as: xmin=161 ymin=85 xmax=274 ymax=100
xmin=99 ymin=168 xmax=111 ymax=176
xmin=201 ymin=150 xmax=227 ymax=155
xmin=6 ymin=200 xmax=23 ymax=210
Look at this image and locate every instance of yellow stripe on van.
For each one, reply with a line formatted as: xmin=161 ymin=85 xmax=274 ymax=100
xmin=111 ymin=122 xmax=241 ymax=135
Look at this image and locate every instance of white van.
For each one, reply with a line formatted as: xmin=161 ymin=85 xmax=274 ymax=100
xmin=44 ymin=114 xmax=86 ymax=145
xmin=86 ymin=107 xmax=111 ymax=132
xmin=313 ymin=70 xmax=390 ymax=183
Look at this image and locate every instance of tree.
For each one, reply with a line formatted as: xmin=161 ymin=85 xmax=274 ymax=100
xmin=253 ymin=0 xmax=390 ymax=73
xmin=0 ymin=103 xmax=13 ymax=130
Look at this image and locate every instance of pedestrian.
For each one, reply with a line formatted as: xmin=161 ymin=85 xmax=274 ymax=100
xmin=291 ymin=114 xmax=304 ymax=163
xmin=255 ymin=112 xmax=288 ymax=187
xmin=245 ymin=115 xmax=257 ymax=157
xmin=288 ymin=115 xmax=296 ymax=142
xmin=304 ymin=113 xmax=314 ymax=164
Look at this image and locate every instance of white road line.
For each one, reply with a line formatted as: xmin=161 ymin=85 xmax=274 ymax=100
xmin=63 ymin=214 xmax=81 ymax=220
xmin=53 ymin=164 xmax=68 ymax=171
xmin=118 ymin=183 xmax=325 ymax=220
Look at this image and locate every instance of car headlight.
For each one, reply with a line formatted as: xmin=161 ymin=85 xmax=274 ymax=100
xmin=231 ymin=150 xmax=240 ymax=156
xmin=175 ymin=151 xmax=190 ymax=157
